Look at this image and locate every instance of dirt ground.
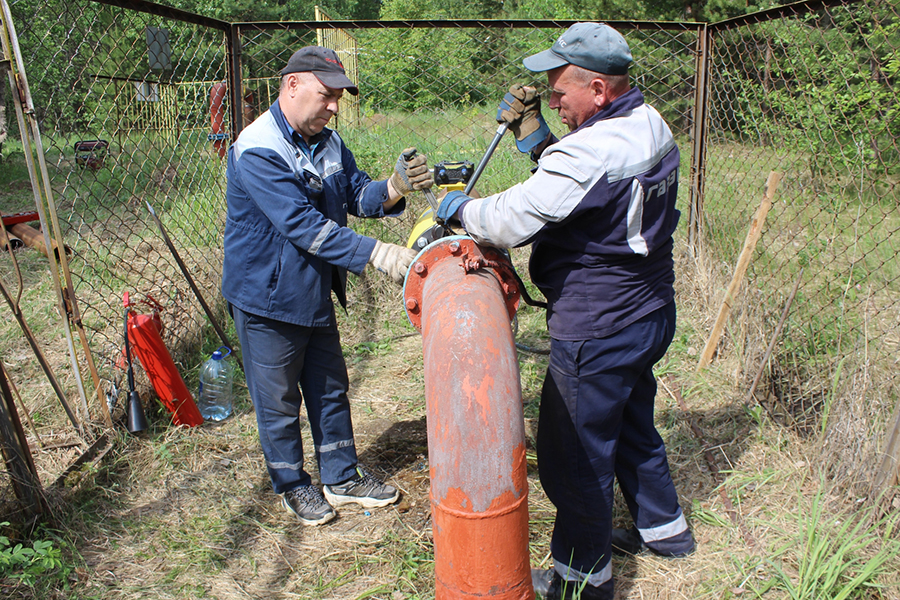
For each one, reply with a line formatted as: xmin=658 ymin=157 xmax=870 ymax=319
xmin=5 ymin=248 xmax=899 ymax=599
xmin=25 ymin=323 xmax=760 ymax=600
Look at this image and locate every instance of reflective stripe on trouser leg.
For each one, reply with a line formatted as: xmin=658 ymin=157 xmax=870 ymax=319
xmin=232 ymin=307 xmax=357 ymax=493
xmin=613 ymin=302 xmax=692 ymax=555
xmin=299 ymin=323 xmax=357 ymax=486
xmin=537 ymin=302 xmax=684 ymax=579
xmin=553 ymin=558 xmax=613 ymax=590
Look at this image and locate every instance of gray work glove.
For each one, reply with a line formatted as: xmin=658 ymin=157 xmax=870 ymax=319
xmin=368 ymin=240 xmax=418 ymax=285
xmin=496 ymin=85 xmax=551 ymax=153
xmin=389 ymin=147 xmax=433 ymax=197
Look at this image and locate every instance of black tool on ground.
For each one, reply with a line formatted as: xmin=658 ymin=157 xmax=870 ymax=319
xmin=123 ymin=307 xmax=148 ymax=434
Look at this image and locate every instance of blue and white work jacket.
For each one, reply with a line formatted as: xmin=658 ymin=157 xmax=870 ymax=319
xmin=461 ymin=87 xmax=681 ymax=340
xmin=222 ymin=100 xmax=404 ymax=327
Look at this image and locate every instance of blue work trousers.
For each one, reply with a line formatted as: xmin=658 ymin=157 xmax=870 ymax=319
xmin=232 ymin=306 xmax=358 ymax=494
xmin=538 ymin=301 xmax=688 ymax=587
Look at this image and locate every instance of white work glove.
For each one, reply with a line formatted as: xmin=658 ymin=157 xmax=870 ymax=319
xmin=368 ymin=240 xmax=417 ymax=285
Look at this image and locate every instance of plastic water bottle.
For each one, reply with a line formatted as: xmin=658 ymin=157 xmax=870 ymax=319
xmin=198 ymin=346 xmax=234 ymax=422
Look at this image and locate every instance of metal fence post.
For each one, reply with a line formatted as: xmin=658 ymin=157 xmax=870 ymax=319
xmin=228 ymin=23 xmax=244 ymax=142
xmin=688 ymin=22 xmax=710 ymax=251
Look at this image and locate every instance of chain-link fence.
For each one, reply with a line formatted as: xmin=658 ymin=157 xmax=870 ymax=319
xmin=1 ymin=0 xmax=898 ymax=515
xmin=1 ymin=0 xmax=232 ymax=511
xmin=8 ymin=0 xmax=229 ymax=372
xmin=699 ymin=0 xmax=900 ymax=490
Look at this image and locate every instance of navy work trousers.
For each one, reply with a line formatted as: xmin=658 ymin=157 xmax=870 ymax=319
xmin=232 ymin=306 xmax=358 ymax=494
xmin=538 ymin=301 xmax=689 ymax=587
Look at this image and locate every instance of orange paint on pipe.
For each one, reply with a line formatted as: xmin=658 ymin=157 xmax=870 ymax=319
xmin=210 ymin=82 xmax=227 ymax=159
xmin=404 ymin=237 xmax=533 ymax=600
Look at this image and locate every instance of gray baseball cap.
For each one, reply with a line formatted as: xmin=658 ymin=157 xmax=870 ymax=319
xmin=523 ymin=23 xmax=633 ymax=75
xmin=281 ymin=46 xmax=359 ymax=96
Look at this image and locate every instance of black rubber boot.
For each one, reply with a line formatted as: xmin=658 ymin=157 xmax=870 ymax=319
xmin=531 ymin=568 xmax=613 ymax=599
xmin=612 ymin=525 xmax=696 ymax=558
xmin=611 ymin=526 xmax=644 ymax=556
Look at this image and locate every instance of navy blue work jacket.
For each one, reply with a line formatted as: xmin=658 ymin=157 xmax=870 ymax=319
xmin=222 ymin=100 xmax=404 ymax=326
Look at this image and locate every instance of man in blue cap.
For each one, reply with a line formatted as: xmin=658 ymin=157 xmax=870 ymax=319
xmin=437 ymin=23 xmax=694 ymax=599
xmin=224 ymin=46 xmax=432 ymax=527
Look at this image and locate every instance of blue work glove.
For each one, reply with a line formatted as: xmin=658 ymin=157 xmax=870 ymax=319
xmin=436 ymin=190 xmax=472 ymax=225
xmin=496 ymin=84 xmax=550 ymax=154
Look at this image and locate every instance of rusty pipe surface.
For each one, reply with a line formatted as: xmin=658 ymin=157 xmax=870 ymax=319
xmin=404 ymin=236 xmax=533 ymax=600
xmin=9 ymin=223 xmax=70 ymax=259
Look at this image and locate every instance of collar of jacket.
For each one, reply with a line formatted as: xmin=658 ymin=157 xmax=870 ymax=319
xmin=567 ymin=86 xmax=645 ymax=137
xmin=270 ymin=98 xmax=334 ymax=155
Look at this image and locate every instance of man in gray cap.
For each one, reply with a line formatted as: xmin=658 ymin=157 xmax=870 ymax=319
xmin=223 ymin=46 xmax=432 ymax=526
xmin=436 ymin=23 xmax=694 ymax=599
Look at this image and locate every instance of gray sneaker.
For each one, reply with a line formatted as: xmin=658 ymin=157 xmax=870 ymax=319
xmin=323 ymin=466 xmax=400 ymax=508
xmin=281 ymin=485 xmax=336 ymax=526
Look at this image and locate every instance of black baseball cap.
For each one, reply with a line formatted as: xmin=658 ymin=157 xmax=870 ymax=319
xmin=523 ymin=23 xmax=633 ymax=75
xmin=281 ymin=46 xmax=359 ymax=96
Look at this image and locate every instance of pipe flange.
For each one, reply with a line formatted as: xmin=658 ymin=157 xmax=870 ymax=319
xmin=403 ymin=236 xmax=521 ymax=330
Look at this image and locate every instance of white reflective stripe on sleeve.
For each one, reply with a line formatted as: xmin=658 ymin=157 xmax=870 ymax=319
xmin=638 ymin=512 xmax=689 ymax=543
xmin=463 ymin=150 xmax=594 ymax=248
xmin=266 ymin=459 xmax=304 ymax=471
xmin=315 ymin=439 xmax=355 ymax=453
xmin=553 ymin=558 xmax=612 ymax=587
xmin=605 ymin=136 xmax=676 ymax=183
xmin=308 ymin=220 xmax=337 ymax=255
xmin=625 ymin=178 xmax=648 ymax=256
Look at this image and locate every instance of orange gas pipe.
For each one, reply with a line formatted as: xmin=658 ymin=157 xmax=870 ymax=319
xmin=404 ymin=236 xmax=533 ymax=600
xmin=210 ymin=82 xmax=227 ymax=159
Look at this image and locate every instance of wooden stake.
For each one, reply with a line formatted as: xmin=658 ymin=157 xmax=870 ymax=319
xmin=873 ymin=398 xmax=900 ymax=495
xmin=697 ymin=171 xmax=781 ymax=371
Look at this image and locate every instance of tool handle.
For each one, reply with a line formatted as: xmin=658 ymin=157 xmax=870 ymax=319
xmin=465 ymin=123 xmax=508 ymax=196
xmin=402 ymin=149 xmax=441 ymax=212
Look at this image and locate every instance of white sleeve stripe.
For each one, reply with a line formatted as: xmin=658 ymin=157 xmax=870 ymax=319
xmin=463 ymin=171 xmax=589 ymax=248
xmin=626 ymin=179 xmax=648 ymax=255
xmin=606 ymin=137 xmax=676 ymax=183
xmin=309 ymin=220 xmax=337 ymax=255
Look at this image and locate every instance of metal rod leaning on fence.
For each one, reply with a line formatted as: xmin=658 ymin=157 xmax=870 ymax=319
xmin=0 ymin=276 xmax=85 ymax=442
xmin=873 ymin=389 xmax=900 ymax=497
xmin=1 ymin=0 xmax=110 ymax=428
xmin=0 ymin=359 xmax=46 ymax=518
xmin=1 ymin=209 xmax=62 ymax=446
xmin=145 ymin=201 xmax=242 ymax=373
xmin=696 ymin=171 xmax=781 ymax=371
xmin=1 ymin=360 xmax=43 ymax=447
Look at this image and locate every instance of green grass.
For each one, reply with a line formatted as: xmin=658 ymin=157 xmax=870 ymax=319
xmin=759 ymin=488 xmax=900 ymax=599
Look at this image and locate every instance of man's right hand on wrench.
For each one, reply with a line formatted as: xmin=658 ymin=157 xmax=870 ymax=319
xmin=390 ymin=147 xmax=434 ymax=197
xmin=435 ymin=190 xmax=472 ymax=226
xmin=496 ymin=85 xmax=551 ymax=154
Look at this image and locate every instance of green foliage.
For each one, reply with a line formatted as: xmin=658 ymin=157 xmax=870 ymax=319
xmin=716 ymin=3 xmax=900 ymax=179
xmin=691 ymin=499 xmax=733 ymax=527
xmin=0 ymin=523 xmax=65 ymax=587
xmin=360 ymin=0 xmax=515 ymax=111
